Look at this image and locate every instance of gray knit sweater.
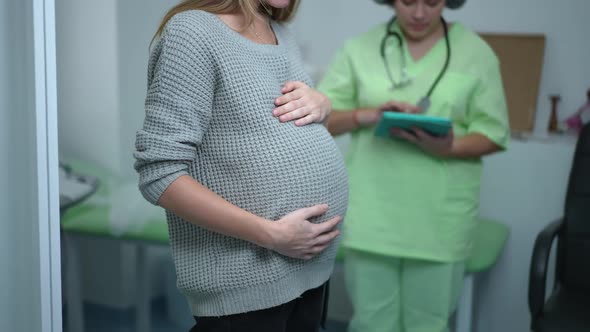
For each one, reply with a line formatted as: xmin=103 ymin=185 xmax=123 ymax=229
xmin=134 ymin=10 xmax=348 ymax=317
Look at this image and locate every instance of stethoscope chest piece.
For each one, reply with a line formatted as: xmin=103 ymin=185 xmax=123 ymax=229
xmin=417 ymin=97 xmax=431 ymax=112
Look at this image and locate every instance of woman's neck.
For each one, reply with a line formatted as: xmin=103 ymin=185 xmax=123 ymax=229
xmin=217 ymin=12 xmax=276 ymax=45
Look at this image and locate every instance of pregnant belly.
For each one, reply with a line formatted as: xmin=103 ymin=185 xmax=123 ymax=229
xmin=208 ymin=123 xmax=349 ymax=223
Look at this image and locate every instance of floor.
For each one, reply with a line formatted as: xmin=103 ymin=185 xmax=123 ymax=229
xmin=68 ymin=298 xmax=349 ymax=332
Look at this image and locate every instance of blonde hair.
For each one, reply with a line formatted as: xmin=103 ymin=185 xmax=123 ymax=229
xmin=154 ymin=0 xmax=300 ymax=40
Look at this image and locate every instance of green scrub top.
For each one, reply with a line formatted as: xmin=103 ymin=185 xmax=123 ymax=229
xmin=318 ymin=21 xmax=509 ymax=262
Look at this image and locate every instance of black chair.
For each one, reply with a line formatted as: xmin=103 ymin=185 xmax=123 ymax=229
xmin=528 ymin=123 xmax=590 ymax=332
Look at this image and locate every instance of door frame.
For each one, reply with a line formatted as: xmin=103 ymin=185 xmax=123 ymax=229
xmin=33 ymin=0 xmax=61 ymax=330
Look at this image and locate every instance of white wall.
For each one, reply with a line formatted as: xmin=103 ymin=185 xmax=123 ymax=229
xmin=56 ymin=0 xmax=121 ymax=174
xmin=0 ymin=0 xmax=43 ymax=331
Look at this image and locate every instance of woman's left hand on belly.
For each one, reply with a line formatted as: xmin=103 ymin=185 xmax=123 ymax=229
xmin=272 ymin=81 xmax=331 ymax=126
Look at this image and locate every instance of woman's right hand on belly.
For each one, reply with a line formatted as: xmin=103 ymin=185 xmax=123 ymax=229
xmin=265 ymin=204 xmax=342 ymax=260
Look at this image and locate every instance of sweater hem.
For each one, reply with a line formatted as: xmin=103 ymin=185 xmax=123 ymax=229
xmin=187 ymin=259 xmax=334 ymax=317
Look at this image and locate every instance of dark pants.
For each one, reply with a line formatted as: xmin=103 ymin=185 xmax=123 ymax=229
xmin=190 ymin=283 xmax=328 ymax=332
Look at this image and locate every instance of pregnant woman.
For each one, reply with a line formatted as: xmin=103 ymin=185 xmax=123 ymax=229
xmin=133 ymin=1 xmax=348 ymax=331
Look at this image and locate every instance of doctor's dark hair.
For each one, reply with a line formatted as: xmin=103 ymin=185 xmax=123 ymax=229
xmin=153 ymin=0 xmax=300 ymax=42
xmin=374 ymin=0 xmax=466 ymax=10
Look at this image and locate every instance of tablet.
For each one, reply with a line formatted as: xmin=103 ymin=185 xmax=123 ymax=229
xmin=375 ymin=112 xmax=452 ymax=138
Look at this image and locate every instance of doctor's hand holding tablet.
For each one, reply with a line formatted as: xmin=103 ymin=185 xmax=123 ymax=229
xmin=374 ymin=101 xmax=454 ymax=157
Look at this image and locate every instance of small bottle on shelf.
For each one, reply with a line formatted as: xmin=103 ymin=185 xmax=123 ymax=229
xmin=548 ymin=94 xmax=561 ymax=133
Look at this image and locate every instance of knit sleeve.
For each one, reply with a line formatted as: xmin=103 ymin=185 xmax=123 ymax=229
xmin=133 ymin=19 xmax=215 ymax=205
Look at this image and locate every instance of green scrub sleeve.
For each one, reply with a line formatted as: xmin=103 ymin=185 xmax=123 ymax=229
xmin=466 ymin=59 xmax=510 ymax=149
xmin=317 ymin=44 xmax=359 ymax=111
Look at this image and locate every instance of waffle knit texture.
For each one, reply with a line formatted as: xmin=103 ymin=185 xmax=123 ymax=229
xmin=133 ymin=10 xmax=348 ymax=317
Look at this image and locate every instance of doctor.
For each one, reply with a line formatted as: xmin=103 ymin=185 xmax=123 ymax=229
xmin=318 ymin=0 xmax=509 ymax=331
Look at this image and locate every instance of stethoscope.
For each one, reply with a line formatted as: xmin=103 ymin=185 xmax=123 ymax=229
xmin=380 ymin=16 xmax=451 ymax=112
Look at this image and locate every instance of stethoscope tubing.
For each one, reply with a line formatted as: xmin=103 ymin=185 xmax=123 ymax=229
xmin=380 ymin=16 xmax=451 ymax=104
